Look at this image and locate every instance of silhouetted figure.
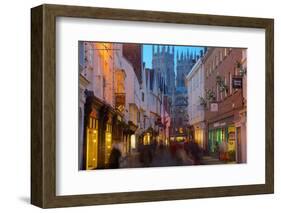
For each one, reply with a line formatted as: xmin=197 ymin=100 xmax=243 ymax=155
xmin=159 ymin=140 xmax=164 ymax=150
xmin=176 ymin=145 xmax=193 ymax=165
xmin=170 ymin=142 xmax=177 ymax=159
xmin=108 ymin=143 xmax=122 ymax=169
xmin=219 ymin=140 xmax=227 ymax=161
xmin=214 ymin=141 xmax=219 ymax=158
xmin=188 ymin=140 xmax=201 ymax=165
xmin=151 ymin=139 xmax=157 ymax=155
xmin=139 ymin=145 xmax=152 ymax=167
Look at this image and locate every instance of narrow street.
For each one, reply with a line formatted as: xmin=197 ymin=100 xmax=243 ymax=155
xmin=122 ymin=146 xmax=225 ymax=169
xmin=79 ymin=42 xmax=247 ymax=170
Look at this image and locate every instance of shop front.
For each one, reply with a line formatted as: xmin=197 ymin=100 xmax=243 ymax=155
xmin=235 ymin=108 xmax=247 ymax=163
xmin=126 ymin=121 xmax=138 ymax=153
xmin=193 ymin=122 xmax=206 ymax=149
xmin=142 ymin=128 xmax=152 ymax=145
xmin=83 ymin=91 xmax=115 ymax=170
xmin=85 ymin=110 xmax=99 ymax=170
xmin=208 ymin=116 xmax=237 ymax=161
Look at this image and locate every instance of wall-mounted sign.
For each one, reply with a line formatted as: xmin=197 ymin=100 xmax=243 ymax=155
xmin=210 ymin=102 xmax=218 ymax=112
xmin=213 ymin=122 xmax=226 ymax=128
xmin=115 ymin=93 xmax=126 ymax=112
xmin=232 ymin=76 xmax=243 ymax=89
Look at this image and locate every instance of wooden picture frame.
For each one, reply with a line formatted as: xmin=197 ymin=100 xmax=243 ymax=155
xmin=31 ymin=4 xmax=274 ymax=208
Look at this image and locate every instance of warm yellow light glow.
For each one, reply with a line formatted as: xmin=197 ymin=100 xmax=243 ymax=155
xmin=176 ymin=136 xmax=184 ymax=142
xmin=144 ymin=133 xmax=151 ymax=145
xmin=131 ymin=135 xmax=136 ymax=149
xmin=86 ymin=127 xmax=98 ymax=170
xmin=105 ymin=129 xmax=112 ymax=165
xmin=194 ymin=129 xmax=204 ymax=148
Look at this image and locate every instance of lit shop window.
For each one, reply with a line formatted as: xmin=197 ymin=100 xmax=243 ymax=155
xmin=105 ymin=123 xmax=112 ymax=166
xmin=144 ymin=133 xmax=151 ymax=145
xmin=86 ymin=117 xmax=99 ymax=170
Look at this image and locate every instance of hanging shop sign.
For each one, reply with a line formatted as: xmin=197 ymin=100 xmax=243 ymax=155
xmin=115 ymin=93 xmax=126 ymax=112
xmin=232 ymin=76 xmax=243 ymax=89
xmin=128 ymin=121 xmax=138 ymax=133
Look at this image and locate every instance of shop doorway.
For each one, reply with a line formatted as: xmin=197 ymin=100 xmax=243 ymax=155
xmin=86 ymin=117 xmax=99 ymax=170
xmin=236 ymin=127 xmax=242 ymax=163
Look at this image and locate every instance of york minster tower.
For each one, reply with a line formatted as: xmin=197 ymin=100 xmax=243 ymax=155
xmin=152 ymin=45 xmax=175 ymax=97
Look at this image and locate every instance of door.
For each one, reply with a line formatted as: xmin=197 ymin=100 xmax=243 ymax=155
xmin=236 ymin=127 xmax=242 ymax=163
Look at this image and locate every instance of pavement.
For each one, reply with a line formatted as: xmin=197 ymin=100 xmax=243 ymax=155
xmin=123 ymin=148 xmax=194 ymax=168
xmin=201 ymin=156 xmax=225 ymax=165
xmin=122 ymin=147 xmax=233 ymax=169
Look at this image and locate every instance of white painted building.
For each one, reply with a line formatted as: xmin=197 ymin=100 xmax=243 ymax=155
xmin=186 ymin=58 xmax=206 ymax=148
xmin=113 ymin=43 xmax=144 ymax=154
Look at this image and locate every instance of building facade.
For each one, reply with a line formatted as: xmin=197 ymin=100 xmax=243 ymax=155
xmin=235 ymin=49 xmax=247 ymax=163
xmin=78 ymin=42 xmax=144 ymax=170
xmin=202 ymin=47 xmax=246 ymax=162
xmin=169 ymin=49 xmax=198 ymax=142
xmin=151 ymin=45 xmax=174 ymax=144
xmin=185 ymin=58 xmax=206 ymax=149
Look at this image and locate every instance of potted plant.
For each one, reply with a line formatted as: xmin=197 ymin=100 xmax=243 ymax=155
xmin=216 ymin=75 xmax=228 ymax=92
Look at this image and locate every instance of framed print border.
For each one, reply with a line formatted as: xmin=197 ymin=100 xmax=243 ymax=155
xmin=31 ymin=4 xmax=274 ymax=208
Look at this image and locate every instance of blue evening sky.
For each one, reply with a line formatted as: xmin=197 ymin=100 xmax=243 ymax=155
xmin=143 ymin=44 xmax=204 ymax=73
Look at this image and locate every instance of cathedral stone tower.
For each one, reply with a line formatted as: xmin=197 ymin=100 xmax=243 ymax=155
xmin=152 ymin=45 xmax=175 ymax=97
xmin=176 ymin=49 xmax=196 ymax=88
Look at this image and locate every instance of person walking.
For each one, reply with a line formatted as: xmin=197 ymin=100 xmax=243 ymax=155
xmin=219 ymin=140 xmax=227 ymax=161
xmin=108 ymin=143 xmax=122 ymax=169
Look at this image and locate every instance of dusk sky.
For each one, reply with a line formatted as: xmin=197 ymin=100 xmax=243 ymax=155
xmin=142 ymin=44 xmax=204 ymax=73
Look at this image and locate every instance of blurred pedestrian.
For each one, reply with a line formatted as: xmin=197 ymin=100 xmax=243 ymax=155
xmin=141 ymin=145 xmax=152 ymax=167
xmin=170 ymin=141 xmax=177 ymax=158
xmin=176 ymin=145 xmax=193 ymax=165
xmin=188 ymin=140 xmax=201 ymax=165
xmin=108 ymin=143 xmax=122 ymax=169
xmin=219 ymin=140 xmax=227 ymax=161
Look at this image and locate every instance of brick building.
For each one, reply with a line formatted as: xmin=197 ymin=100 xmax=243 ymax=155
xmin=122 ymin=44 xmax=143 ymax=84
xmin=202 ymin=47 xmax=246 ymax=162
